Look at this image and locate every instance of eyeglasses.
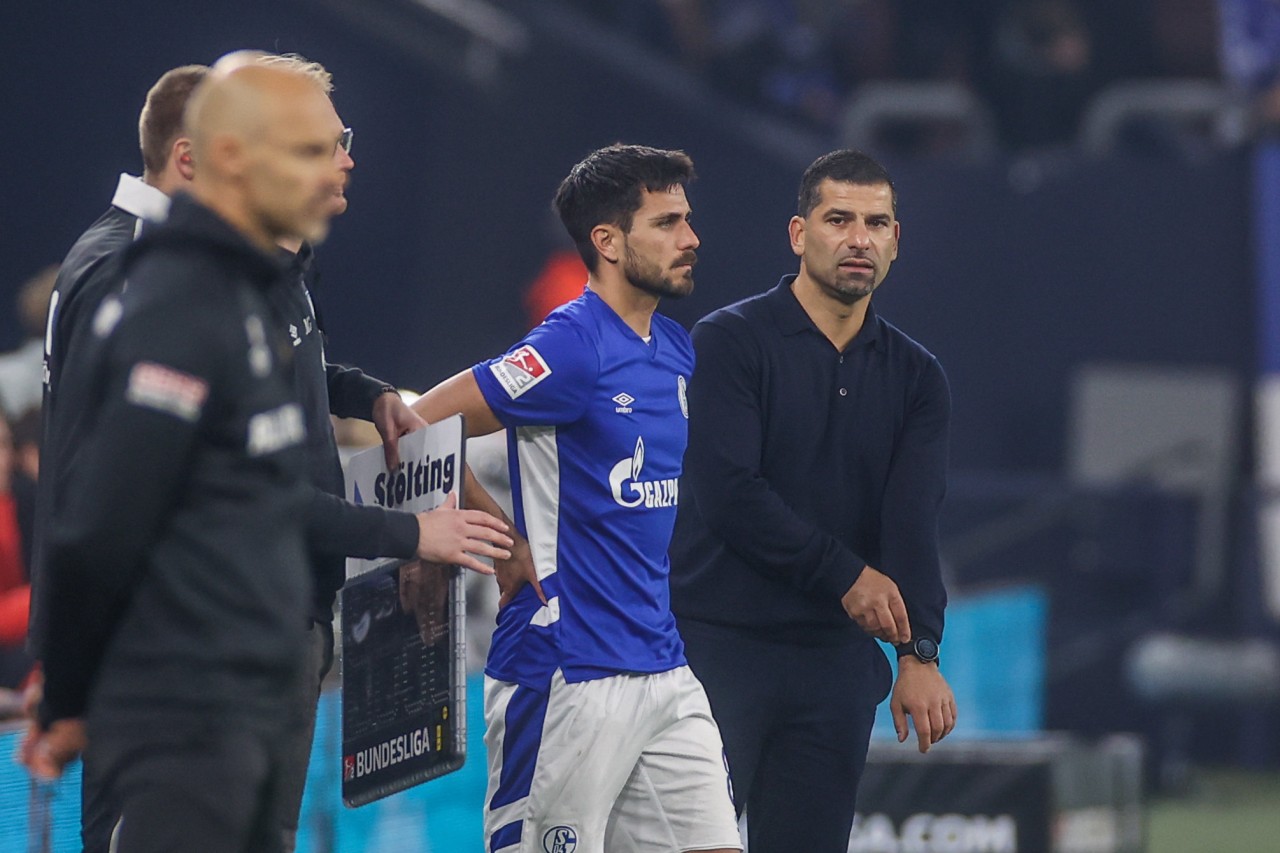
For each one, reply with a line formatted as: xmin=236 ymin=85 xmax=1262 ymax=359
xmin=338 ymin=127 xmax=353 ymax=155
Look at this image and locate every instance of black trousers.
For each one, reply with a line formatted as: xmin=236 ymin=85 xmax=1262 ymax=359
xmin=80 ymin=747 xmax=114 ymax=853
xmin=278 ymin=619 xmax=335 ymax=852
xmin=678 ymin=618 xmax=892 ymax=853
xmin=82 ymin=717 xmax=289 ymax=853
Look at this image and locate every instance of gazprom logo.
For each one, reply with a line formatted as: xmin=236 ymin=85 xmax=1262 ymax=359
xmin=609 ymin=436 xmax=679 ymax=509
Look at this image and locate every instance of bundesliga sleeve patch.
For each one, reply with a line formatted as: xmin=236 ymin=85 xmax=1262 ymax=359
xmin=489 ymin=345 xmax=553 ymax=400
xmin=125 ymin=361 xmax=209 ymax=422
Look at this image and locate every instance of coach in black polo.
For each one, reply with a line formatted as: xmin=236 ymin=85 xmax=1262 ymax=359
xmin=670 ymin=149 xmax=957 ymax=853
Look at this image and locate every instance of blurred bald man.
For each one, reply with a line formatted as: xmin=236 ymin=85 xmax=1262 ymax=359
xmin=23 ymin=54 xmax=347 ymax=853
xmin=248 ymin=52 xmax=514 ymax=852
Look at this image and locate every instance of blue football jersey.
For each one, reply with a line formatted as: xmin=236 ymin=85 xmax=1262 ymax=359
xmin=473 ymin=289 xmax=694 ymax=692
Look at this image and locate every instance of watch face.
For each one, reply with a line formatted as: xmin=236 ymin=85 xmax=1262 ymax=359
xmin=915 ymin=638 xmax=939 ymax=661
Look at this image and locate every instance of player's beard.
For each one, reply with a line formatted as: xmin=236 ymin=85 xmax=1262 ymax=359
xmin=624 ymin=244 xmax=696 ymax=299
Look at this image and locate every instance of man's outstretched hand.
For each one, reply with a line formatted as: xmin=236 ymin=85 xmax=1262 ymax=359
xmin=415 ymin=491 xmax=513 ymax=574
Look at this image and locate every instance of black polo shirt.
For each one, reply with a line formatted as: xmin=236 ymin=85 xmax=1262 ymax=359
xmin=670 ymin=275 xmax=949 ymax=647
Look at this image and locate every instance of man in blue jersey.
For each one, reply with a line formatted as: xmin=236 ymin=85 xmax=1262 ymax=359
xmin=413 ymin=144 xmax=741 ymax=853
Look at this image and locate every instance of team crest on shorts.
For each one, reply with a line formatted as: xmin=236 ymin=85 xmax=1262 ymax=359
xmin=543 ymin=826 xmax=578 ymax=853
xmin=490 ymin=345 xmax=552 ymax=399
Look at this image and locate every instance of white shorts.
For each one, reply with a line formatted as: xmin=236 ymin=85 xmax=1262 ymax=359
xmin=483 ymin=666 xmax=743 ymax=853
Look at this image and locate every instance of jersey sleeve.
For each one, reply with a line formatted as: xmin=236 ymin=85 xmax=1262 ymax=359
xmin=472 ymin=316 xmax=599 ymax=428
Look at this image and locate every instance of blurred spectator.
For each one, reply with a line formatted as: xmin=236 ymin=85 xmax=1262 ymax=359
xmin=11 ymin=407 xmax=39 ymax=485
xmin=1219 ymin=0 xmax=1280 ymax=91
xmin=1153 ymin=0 xmax=1221 ymax=77
xmin=985 ymin=0 xmax=1104 ymax=150
xmin=602 ymin=0 xmax=846 ymax=127
xmin=0 ymin=265 xmax=57 ymax=419
xmin=9 ymin=408 xmax=37 ymax=573
xmin=1219 ymin=0 xmax=1280 ymax=134
xmin=890 ymin=0 xmax=989 ymax=85
xmin=0 ymin=411 xmax=34 ymax=690
xmin=569 ymin=0 xmax=1220 ymax=153
xmin=687 ymin=1 xmax=801 ymax=111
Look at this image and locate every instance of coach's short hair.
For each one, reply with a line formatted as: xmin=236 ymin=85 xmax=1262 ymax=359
xmin=139 ymin=65 xmax=210 ymax=177
xmin=553 ymin=144 xmax=696 ymax=272
xmin=797 ymin=149 xmax=897 ymax=218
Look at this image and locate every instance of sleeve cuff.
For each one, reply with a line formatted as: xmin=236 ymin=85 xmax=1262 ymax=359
xmin=357 ymin=381 xmax=398 ymax=420
xmin=814 ymin=558 xmax=865 ymax=602
xmin=386 ymin=509 xmax=420 ymax=559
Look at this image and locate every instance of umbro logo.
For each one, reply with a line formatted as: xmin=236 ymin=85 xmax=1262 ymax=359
xmin=612 ymin=392 xmax=635 ymax=414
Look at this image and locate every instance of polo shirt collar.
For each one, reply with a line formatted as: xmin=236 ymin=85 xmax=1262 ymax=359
xmin=111 ymin=173 xmax=171 ymax=224
xmin=768 ymin=274 xmax=884 ymax=351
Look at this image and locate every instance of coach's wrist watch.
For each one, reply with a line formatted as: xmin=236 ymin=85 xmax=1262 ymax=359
xmin=896 ymin=637 xmax=939 ymax=665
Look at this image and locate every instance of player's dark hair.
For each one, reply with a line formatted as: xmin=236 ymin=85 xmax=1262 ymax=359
xmin=797 ymin=149 xmax=897 ymax=218
xmin=553 ymin=144 xmax=696 ymax=272
xmin=139 ymin=65 xmax=210 ymax=178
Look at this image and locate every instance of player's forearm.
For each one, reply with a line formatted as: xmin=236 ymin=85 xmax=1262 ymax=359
xmin=463 ymin=465 xmax=516 ymax=530
xmin=412 ymin=369 xmax=504 ymax=436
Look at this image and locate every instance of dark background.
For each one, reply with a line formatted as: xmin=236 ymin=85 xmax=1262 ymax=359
xmin=1 ymin=0 xmax=1268 ymax=774
xmin=0 ymin=1 xmax=1255 ymax=477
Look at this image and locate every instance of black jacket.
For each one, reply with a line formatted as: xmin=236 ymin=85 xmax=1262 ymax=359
xmin=28 ymin=206 xmax=139 ymax=655
xmin=273 ymin=247 xmax=418 ymax=621
xmin=39 ymin=194 xmax=312 ymax=731
xmin=34 ymin=200 xmax=418 ymax=648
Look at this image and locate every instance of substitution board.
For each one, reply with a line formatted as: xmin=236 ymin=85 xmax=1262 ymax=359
xmin=339 ymin=415 xmax=468 ymax=806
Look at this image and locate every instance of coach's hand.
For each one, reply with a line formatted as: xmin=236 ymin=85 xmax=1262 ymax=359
xmin=891 ymin=658 xmax=957 ymax=754
xmin=415 ymin=492 xmax=513 ymax=574
xmin=495 ymin=535 xmax=546 ymax=609
xmin=18 ymin=717 xmax=88 ymax=780
xmin=372 ymin=389 xmax=428 ymax=470
xmin=840 ymin=566 xmax=911 ymax=644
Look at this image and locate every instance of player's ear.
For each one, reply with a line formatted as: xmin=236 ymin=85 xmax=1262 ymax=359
xmin=591 ymin=224 xmax=620 ymax=266
xmin=173 ymin=138 xmax=195 ymax=181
